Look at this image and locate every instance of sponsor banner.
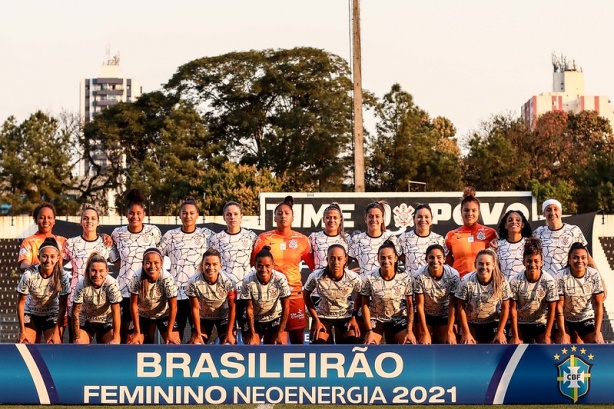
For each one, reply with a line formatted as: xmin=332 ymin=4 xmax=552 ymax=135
xmin=260 ymin=192 xmax=537 ymax=235
xmin=2 ymin=344 xmax=612 ymax=405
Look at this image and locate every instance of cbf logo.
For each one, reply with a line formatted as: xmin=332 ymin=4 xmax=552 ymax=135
xmin=555 ymin=345 xmax=594 ymax=403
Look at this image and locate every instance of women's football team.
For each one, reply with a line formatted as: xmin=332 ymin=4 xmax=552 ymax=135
xmin=16 ymin=188 xmax=605 ymax=345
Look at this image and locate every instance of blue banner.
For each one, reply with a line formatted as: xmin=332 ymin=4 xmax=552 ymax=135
xmin=1 ymin=344 xmax=612 ymax=405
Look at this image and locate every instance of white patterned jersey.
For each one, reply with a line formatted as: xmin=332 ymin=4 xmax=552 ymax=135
xmin=240 ymin=270 xmax=291 ymax=323
xmin=128 ymin=270 xmax=178 ymax=319
xmin=413 ymin=264 xmax=460 ymax=317
xmin=72 ymin=275 xmax=122 ymax=324
xmin=17 ymin=267 xmax=71 ymax=316
xmin=509 ymin=270 xmax=558 ymax=325
xmin=349 ymin=231 xmax=400 ymax=276
xmin=308 ymin=231 xmax=352 ymax=269
xmin=360 ymin=268 xmax=413 ymax=322
xmin=398 ymin=230 xmax=446 ymax=277
xmin=158 ymin=227 xmax=214 ymax=300
xmin=303 ymin=268 xmax=362 ymax=319
xmin=533 ymin=224 xmax=587 ymax=276
xmin=455 ymin=271 xmax=512 ymax=324
xmin=496 ymin=238 xmax=526 ymax=280
xmin=208 ymin=228 xmax=257 ymax=287
xmin=556 ymin=266 xmax=604 ymax=322
xmin=109 ymin=224 xmax=162 ymax=297
xmin=63 ymin=235 xmax=111 ymax=306
xmin=186 ymin=272 xmax=237 ymax=321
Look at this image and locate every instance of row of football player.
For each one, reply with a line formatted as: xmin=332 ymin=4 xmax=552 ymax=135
xmin=15 ymin=189 xmax=601 ymax=344
xmin=16 ymin=231 xmax=603 ymax=345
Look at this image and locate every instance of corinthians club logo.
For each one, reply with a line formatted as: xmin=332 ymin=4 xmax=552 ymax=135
xmin=555 ymin=345 xmax=594 ymax=403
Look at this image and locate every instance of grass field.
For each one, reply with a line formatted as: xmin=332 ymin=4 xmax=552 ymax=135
xmin=3 ymin=405 xmax=614 ymax=409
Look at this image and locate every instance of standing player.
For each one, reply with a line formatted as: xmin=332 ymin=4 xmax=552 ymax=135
xmin=533 ymin=199 xmax=594 ymax=274
xmin=556 ymin=243 xmax=605 ymax=344
xmin=109 ymin=189 xmax=162 ymax=342
xmin=495 ymin=210 xmax=532 ymax=280
xmin=361 ymin=240 xmax=416 ymax=345
xmin=16 ymin=238 xmax=70 ymax=343
xmin=445 ymin=188 xmax=497 ymax=278
xmin=508 ymin=238 xmax=558 ymax=344
xmin=242 ymin=246 xmax=291 ymax=345
xmin=63 ymin=206 xmax=112 ymax=340
xmin=187 ymin=249 xmax=237 ymax=344
xmin=303 ymin=245 xmax=362 ymax=344
xmin=398 ymin=204 xmax=446 ymax=277
xmin=127 ymin=248 xmax=180 ymax=344
xmin=414 ymin=244 xmax=460 ymax=344
xmin=455 ymin=249 xmax=511 ymax=344
xmin=158 ymin=197 xmax=213 ymax=340
xmin=308 ymin=203 xmax=352 ymax=269
xmin=251 ymin=196 xmax=314 ymax=344
xmin=349 ymin=201 xmax=400 ymax=276
xmin=18 ymin=203 xmax=67 ymax=271
xmin=208 ymin=201 xmax=256 ymax=341
xmin=72 ymin=253 xmax=122 ymax=344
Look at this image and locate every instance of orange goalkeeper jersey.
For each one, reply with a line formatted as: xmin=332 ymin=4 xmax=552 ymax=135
xmin=445 ymin=223 xmax=497 ymax=278
xmin=251 ymin=230 xmax=315 ymax=293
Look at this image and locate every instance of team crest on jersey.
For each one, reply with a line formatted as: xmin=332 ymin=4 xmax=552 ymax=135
xmin=289 ymin=239 xmax=298 ymax=249
xmin=241 ymin=238 xmax=250 ymax=247
xmin=560 ymin=234 xmax=572 ymax=246
xmin=555 ymin=345 xmax=593 ymax=403
xmin=476 ymin=232 xmax=486 ymax=240
xmin=392 ymin=203 xmax=415 ymax=228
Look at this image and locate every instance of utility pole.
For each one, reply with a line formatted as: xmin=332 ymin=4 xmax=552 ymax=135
xmin=352 ymin=0 xmax=365 ymax=192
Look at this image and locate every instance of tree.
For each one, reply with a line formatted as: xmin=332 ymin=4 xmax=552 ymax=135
xmin=0 ymin=112 xmax=76 ymax=215
xmin=464 ymin=114 xmax=532 ymax=191
xmin=166 ymin=47 xmax=354 ymax=191
xmin=367 ymin=84 xmax=463 ymax=192
xmin=464 ymin=110 xmax=614 ymax=213
xmin=82 ymin=91 xmax=217 ymax=214
xmin=200 ymin=161 xmax=281 ymax=216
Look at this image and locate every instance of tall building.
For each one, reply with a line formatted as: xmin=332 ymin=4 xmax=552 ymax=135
xmin=80 ymin=52 xmax=142 ymax=124
xmin=77 ymin=52 xmax=142 ymax=213
xmin=521 ymin=54 xmax=614 ymax=128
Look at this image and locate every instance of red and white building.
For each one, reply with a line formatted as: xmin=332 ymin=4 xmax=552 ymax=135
xmin=521 ymin=57 xmax=614 ymax=128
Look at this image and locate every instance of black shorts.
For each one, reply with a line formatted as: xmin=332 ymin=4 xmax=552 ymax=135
xmin=518 ymin=323 xmax=546 ymax=342
xmin=200 ymin=318 xmax=229 ymax=342
xmin=176 ymin=299 xmax=192 ymax=331
xmin=425 ymin=314 xmax=448 ymax=327
xmin=120 ymin=298 xmax=132 ymax=323
xmin=81 ymin=321 xmax=113 ymax=339
xmin=373 ymin=316 xmax=408 ymax=336
xmin=320 ymin=317 xmax=352 ymax=332
xmin=566 ymin=319 xmax=595 ymax=338
xmin=255 ymin=317 xmax=282 ymax=335
xmin=137 ymin=315 xmax=179 ymax=335
xmin=470 ymin=322 xmax=502 ymax=343
xmin=25 ymin=314 xmax=57 ymax=332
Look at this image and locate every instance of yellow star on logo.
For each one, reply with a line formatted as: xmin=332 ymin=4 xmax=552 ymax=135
xmin=588 ymin=354 xmax=594 ymax=360
xmin=554 ymin=354 xmax=560 ymax=360
xmin=561 ymin=348 xmax=568 ymax=355
xmin=581 ymin=348 xmax=586 ymax=354
xmin=571 ymin=345 xmax=577 ymax=352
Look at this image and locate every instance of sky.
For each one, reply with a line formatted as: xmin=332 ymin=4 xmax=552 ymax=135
xmin=2 ymin=0 xmax=614 ymax=144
